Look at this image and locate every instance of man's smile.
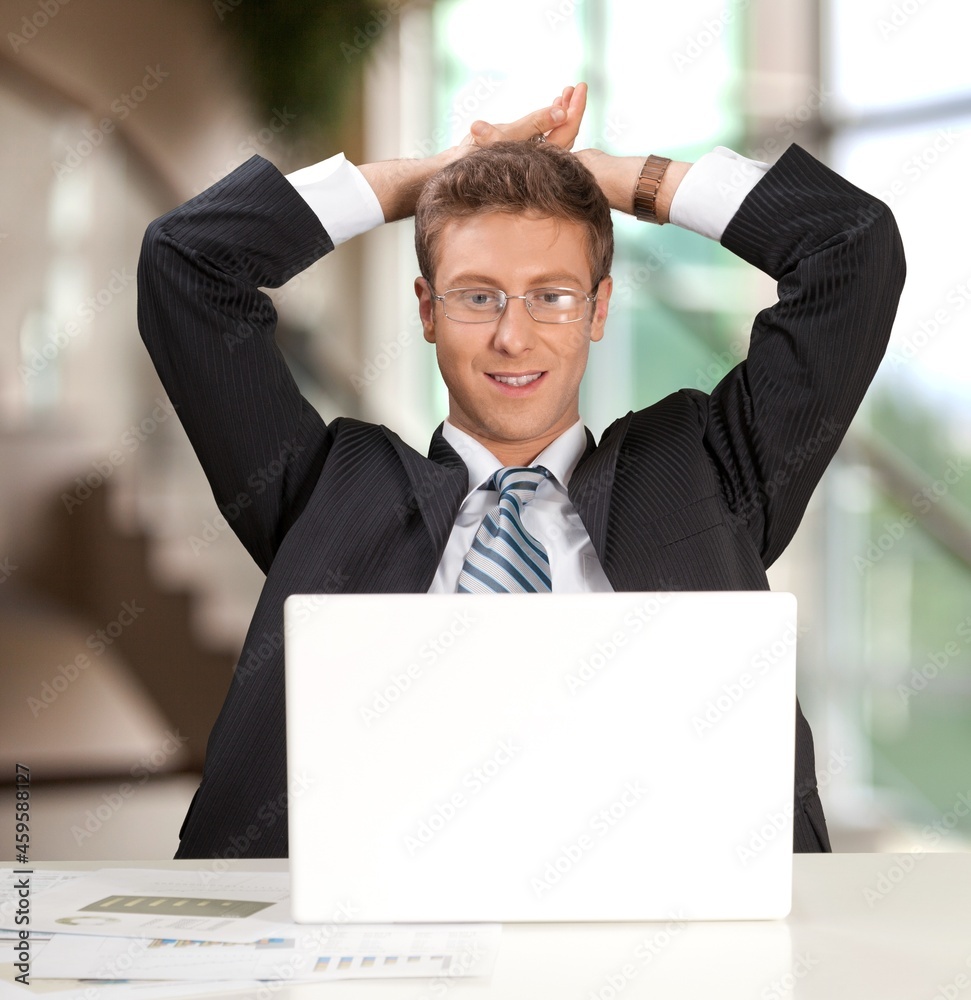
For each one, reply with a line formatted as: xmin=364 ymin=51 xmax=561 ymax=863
xmin=486 ymin=371 xmax=547 ymax=392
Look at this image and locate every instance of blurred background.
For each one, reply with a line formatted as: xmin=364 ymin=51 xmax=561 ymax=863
xmin=1 ymin=0 xmax=970 ymax=859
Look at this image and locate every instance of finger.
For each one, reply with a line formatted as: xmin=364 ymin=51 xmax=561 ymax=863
xmin=551 ymin=86 xmax=574 ymax=116
xmin=570 ymin=82 xmax=586 ymax=115
xmin=477 ymin=105 xmax=567 ymax=145
xmin=519 ymin=105 xmax=568 ymax=138
xmin=546 ymin=81 xmax=587 ymax=149
xmin=546 ymin=85 xmax=582 ymax=146
xmin=468 ymin=119 xmax=502 ymax=144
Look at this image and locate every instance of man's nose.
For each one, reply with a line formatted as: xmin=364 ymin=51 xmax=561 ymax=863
xmin=491 ymin=297 xmax=537 ymax=353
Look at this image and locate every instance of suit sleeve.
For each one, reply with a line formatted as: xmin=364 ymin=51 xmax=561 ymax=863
xmin=696 ymin=143 xmax=906 ymax=567
xmin=137 ymin=155 xmax=338 ymax=574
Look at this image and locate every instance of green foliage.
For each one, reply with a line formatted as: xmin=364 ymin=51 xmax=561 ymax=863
xmin=210 ymin=0 xmax=403 ymax=142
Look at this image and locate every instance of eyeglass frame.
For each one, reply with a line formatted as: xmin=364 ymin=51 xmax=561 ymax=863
xmin=427 ymin=284 xmax=599 ymax=325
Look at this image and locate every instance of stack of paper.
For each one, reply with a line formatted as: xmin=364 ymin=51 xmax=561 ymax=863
xmin=1 ymin=868 xmax=499 ymax=995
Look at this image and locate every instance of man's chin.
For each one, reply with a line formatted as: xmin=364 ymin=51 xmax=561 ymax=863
xmin=460 ymin=415 xmax=562 ymax=452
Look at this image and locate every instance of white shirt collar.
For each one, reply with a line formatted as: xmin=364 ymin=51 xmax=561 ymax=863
xmin=440 ymin=418 xmax=588 ymax=497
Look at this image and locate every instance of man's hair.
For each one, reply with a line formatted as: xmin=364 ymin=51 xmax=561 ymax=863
xmin=414 ymin=140 xmax=613 ymax=288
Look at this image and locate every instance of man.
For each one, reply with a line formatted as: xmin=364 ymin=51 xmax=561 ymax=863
xmin=137 ymin=84 xmax=905 ymax=859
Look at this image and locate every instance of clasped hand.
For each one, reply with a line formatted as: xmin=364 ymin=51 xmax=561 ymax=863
xmin=458 ymin=82 xmax=588 ymax=150
xmin=360 ymin=82 xmax=675 ymax=222
xmin=454 ymin=83 xmax=668 ymax=219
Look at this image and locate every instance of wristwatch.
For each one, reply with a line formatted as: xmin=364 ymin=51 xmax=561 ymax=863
xmin=632 ymin=155 xmax=672 ymax=224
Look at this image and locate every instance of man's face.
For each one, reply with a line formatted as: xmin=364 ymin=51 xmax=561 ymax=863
xmin=416 ymin=211 xmax=611 ymax=463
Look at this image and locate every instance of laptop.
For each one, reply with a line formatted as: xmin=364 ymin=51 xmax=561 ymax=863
xmin=284 ymin=591 xmax=797 ymax=922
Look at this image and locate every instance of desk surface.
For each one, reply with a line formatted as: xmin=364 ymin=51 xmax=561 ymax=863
xmin=16 ymin=854 xmax=971 ymax=999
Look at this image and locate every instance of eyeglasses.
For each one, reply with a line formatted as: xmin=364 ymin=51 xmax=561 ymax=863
xmin=429 ymin=286 xmax=597 ymax=325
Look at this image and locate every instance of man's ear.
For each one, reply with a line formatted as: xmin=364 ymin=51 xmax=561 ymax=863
xmin=590 ymin=275 xmax=612 ymax=343
xmin=415 ymin=277 xmax=437 ymax=343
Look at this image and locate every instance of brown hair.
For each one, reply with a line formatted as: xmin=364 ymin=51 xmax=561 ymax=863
xmin=414 ymin=140 xmax=613 ymax=288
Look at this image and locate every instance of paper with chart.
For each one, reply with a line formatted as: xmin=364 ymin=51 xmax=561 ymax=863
xmin=32 ymin=923 xmax=498 ymax=981
xmin=20 ymin=869 xmax=310 ymax=943
xmin=2 ymin=867 xmax=499 ymax=984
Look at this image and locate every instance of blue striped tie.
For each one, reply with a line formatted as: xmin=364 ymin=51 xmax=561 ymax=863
xmin=458 ymin=466 xmax=552 ymax=594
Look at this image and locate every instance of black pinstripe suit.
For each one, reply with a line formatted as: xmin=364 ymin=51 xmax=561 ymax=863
xmin=137 ymin=143 xmax=905 ymax=859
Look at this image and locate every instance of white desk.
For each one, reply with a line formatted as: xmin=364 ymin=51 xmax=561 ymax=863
xmin=15 ymin=854 xmax=971 ymax=998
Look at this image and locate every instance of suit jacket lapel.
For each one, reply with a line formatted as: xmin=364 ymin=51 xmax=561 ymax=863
xmin=568 ymin=412 xmax=632 ymax=569
xmin=381 ymin=423 xmax=468 ymax=558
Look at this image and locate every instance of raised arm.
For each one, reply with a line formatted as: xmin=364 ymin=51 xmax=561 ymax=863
xmin=576 ymin=143 xmax=906 ymax=566
xmin=137 ymin=158 xmax=338 ymax=573
xmin=708 ymin=145 xmax=905 ymax=564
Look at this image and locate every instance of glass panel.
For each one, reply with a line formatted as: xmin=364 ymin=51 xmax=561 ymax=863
xmin=826 ymin=0 xmax=971 ymax=116
xmin=832 ymin=118 xmax=971 ymax=423
xmin=827 ymin=1 xmax=971 ymax=843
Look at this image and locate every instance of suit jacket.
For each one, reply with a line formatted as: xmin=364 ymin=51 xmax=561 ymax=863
xmin=137 ymin=143 xmax=906 ymax=859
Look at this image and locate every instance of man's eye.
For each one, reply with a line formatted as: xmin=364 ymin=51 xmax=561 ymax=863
xmin=534 ymin=289 xmax=574 ymax=307
xmin=465 ymin=291 xmax=499 ymax=307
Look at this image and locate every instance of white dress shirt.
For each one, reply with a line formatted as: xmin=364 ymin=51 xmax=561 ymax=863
xmin=285 ymin=145 xmax=770 ymax=592
xmin=427 ymin=418 xmax=612 ymax=592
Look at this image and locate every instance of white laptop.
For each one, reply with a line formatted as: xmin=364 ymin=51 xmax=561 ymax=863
xmin=284 ymin=591 xmax=797 ymax=922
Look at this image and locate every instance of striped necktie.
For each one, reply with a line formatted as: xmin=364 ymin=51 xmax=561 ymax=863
xmin=458 ymin=466 xmax=552 ymax=594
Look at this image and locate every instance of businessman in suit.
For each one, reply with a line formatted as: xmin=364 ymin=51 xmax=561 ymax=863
xmin=137 ymin=84 xmax=905 ymax=859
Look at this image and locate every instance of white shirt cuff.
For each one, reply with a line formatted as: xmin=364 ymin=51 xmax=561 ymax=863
xmin=669 ymin=146 xmax=769 ymax=242
xmin=284 ymin=153 xmax=385 ymax=246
